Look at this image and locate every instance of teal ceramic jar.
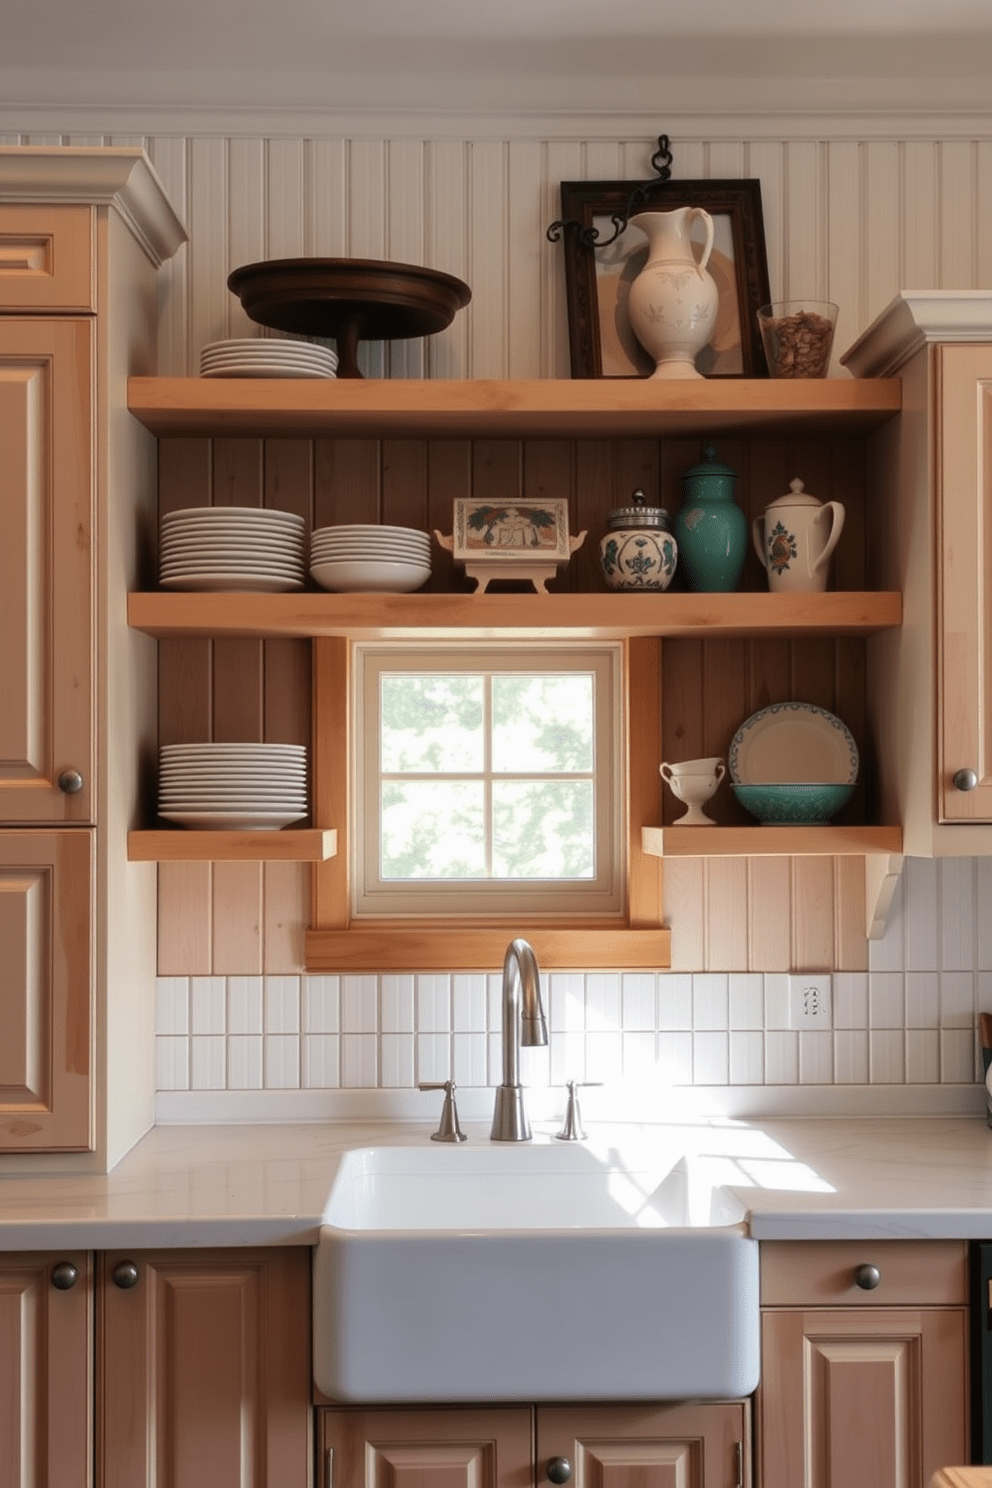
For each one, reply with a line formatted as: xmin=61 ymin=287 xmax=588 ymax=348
xmin=674 ymin=446 xmax=747 ymax=593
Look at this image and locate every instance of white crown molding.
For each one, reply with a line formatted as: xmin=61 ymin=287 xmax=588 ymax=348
xmin=843 ymin=290 xmax=992 ymax=377
xmin=3 ymin=102 xmax=992 ymax=145
xmin=0 ymin=145 xmax=186 ymax=266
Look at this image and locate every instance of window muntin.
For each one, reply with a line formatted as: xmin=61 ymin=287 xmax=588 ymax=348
xmin=353 ymin=643 xmax=624 ymax=918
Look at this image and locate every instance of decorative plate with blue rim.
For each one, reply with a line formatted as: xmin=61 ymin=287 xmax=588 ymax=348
xmin=728 ymin=702 xmax=859 ymax=785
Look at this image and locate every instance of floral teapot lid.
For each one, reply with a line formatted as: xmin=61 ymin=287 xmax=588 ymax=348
xmin=765 ymin=477 xmax=823 ymax=510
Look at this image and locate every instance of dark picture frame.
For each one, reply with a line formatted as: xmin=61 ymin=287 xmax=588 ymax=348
xmin=557 ymin=178 xmax=772 ymax=379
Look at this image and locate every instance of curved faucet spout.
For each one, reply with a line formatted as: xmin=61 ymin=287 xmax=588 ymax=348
xmin=491 ymin=937 xmax=548 ymax=1142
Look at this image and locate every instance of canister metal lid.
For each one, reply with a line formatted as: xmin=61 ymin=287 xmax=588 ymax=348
xmin=606 ymin=489 xmax=670 ymax=530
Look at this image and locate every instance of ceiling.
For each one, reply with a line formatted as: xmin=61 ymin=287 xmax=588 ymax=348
xmin=4 ymin=0 xmax=992 ymax=117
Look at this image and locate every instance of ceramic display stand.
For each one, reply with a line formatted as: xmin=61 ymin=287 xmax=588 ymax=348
xmin=434 ymin=531 xmax=586 ymax=593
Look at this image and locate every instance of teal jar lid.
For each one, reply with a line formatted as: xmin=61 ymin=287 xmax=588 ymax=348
xmin=682 ymin=445 xmax=737 ymax=481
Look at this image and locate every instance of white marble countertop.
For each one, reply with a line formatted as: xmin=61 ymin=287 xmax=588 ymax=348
xmin=4 ymin=1115 xmax=992 ymax=1249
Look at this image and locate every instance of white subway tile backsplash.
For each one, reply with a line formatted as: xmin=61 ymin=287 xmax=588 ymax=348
xmin=303 ymin=976 xmax=340 ymax=1034
xmin=264 ymin=976 xmax=300 ymax=1034
xmin=833 ymin=1029 xmax=870 ymax=1085
xmin=153 ymin=859 xmax=992 ymax=1105
xmin=765 ymin=1031 xmax=799 ymax=1084
xmin=941 ymin=858 xmax=976 ymax=971
xmin=227 ymin=1034 xmax=264 ymax=1090
xmin=417 ymin=975 xmax=452 ymax=1033
xmin=228 ymin=977 xmax=264 ymax=1034
xmin=191 ymin=977 xmax=225 ymax=1035
xmin=156 ymin=978 xmax=190 ymax=1036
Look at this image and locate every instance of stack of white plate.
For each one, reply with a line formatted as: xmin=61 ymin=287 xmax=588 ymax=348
xmin=199 ymin=338 xmax=338 ymax=379
xmin=158 ymin=743 xmax=309 ymax=830
xmin=160 ymin=506 xmax=307 ymax=592
xmin=310 ymin=524 xmax=431 ymax=593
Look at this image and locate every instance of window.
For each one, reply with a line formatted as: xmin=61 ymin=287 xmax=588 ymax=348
xmin=352 ymin=643 xmax=624 ymax=918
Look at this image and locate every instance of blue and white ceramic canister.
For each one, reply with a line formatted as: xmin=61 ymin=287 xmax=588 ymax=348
xmin=599 ymin=490 xmax=678 ymax=592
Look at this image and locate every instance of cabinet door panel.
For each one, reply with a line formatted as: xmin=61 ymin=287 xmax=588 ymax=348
xmin=759 ymin=1307 xmax=968 ymax=1488
xmin=0 ymin=1251 xmax=92 ymax=1488
xmin=537 ymin=1402 xmax=749 ymax=1488
xmin=0 ymin=318 xmax=94 ymax=822
xmin=99 ymin=1247 xmax=311 ymax=1488
xmin=938 ymin=344 xmax=992 ymax=821
xmin=0 ymin=205 xmax=95 ymax=311
xmin=318 ymin=1406 xmax=533 ymax=1488
xmin=0 ymin=830 xmax=93 ymax=1151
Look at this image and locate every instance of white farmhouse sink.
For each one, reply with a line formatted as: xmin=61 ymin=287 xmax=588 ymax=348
xmin=313 ymin=1136 xmax=759 ymax=1403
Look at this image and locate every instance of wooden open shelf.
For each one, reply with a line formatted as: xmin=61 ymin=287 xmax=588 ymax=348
xmin=127 ymin=828 xmax=336 ymax=862
xmin=128 ymin=589 xmax=901 ymax=642
xmin=127 ymin=375 xmax=902 ymax=441
xmin=643 ymin=825 xmax=903 ymax=858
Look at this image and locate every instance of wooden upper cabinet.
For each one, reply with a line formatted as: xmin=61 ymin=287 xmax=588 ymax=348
xmin=0 ymin=204 xmax=96 ymax=313
xmin=0 ymin=317 xmax=94 ymax=824
xmin=0 ymin=829 xmax=94 ymax=1151
xmin=937 ymin=342 xmax=992 ymax=822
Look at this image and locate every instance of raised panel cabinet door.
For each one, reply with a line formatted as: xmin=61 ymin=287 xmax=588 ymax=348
xmin=758 ymin=1306 xmax=968 ymax=1488
xmin=0 ymin=316 xmax=94 ymax=824
xmin=98 ymin=1246 xmax=312 ymax=1488
xmin=0 ymin=829 xmax=93 ymax=1151
xmin=536 ymin=1402 xmax=750 ymax=1488
xmin=938 ymin=343 xmax=992 ymax=822
xmin=317 ymin=1405 xmax=533 ymax=1488
xmin=0 ymin=1250 xmax=93 ymax=1488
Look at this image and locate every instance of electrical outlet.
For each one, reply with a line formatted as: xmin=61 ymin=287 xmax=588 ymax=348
xmin=788 ymin=974 xmax=833 ymax=1029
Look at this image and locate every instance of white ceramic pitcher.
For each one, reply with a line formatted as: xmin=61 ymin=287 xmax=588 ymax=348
xmin=752 ymin=478 xmax=845 ymax=593
xmin=626 ymin=208 xmax=719 ymax=380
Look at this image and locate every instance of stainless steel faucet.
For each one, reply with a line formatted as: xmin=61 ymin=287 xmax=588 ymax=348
xmin=490 ymin=937 xmax=548 ymax=1142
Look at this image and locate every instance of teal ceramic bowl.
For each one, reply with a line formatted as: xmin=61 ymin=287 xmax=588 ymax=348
xmin=732 ymin=782 xmax=855 ymax=825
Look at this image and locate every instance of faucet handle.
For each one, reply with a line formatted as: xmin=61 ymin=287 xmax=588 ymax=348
xmin=418 ymin=1080 xmax=467 ymax=1143
xmin=555 ymin=1079 xmax=602 ymax=1142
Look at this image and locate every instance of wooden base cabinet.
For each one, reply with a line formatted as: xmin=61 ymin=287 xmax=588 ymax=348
xmin=0 ymin=1246 xmax=311 ymax=1488
xmin=318 ymin=1399 xmax=751 ymax=1487
xmin=757 ymin=1239 xmax=969 ymax=1488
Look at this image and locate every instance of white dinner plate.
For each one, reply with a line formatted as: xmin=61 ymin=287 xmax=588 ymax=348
xmin=161 ymin=742 xmax=306 ymax=753
xmin=729 ymin=702 xmax=859 ymax=785
xmin=158 ymin=573 xmax=306 ymax=592
xmin=200 ymin=364 xmax=336 ymax=379
xmin=159 ymin=809 xmax=308 ymax=830
xmin=162 ymin=506 xmax=305 ymax=528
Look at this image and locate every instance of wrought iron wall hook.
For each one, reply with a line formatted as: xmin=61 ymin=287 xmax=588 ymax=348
xmin=546 ymin=135 xmax=674 ymax=250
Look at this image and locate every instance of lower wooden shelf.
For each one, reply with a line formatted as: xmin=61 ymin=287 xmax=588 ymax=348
xmin=127 ymin=828 xmax=337 ymax=862
xmin=643 ymin=824 xmax=903 ymax=857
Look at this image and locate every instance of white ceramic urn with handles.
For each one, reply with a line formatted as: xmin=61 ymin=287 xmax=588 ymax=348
xmin=752 ymin=478 xmax=845 ymax=593
xmin=626 ymin=208 xmax=719 ymax=380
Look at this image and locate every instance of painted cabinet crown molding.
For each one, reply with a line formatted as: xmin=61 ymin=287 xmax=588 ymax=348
xmin=0 ymin=146 xmax=187 ymax=266
xmin=842 ymin=289 xmax=992 ymax=378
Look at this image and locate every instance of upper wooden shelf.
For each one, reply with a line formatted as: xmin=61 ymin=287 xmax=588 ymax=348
xmin=127 ymin=375 xmax=902 ymax=441
xmin=127 ymin=589 xmax=901 ymax=641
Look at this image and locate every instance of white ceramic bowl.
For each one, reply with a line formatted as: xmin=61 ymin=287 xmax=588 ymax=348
xmin=310 ymin=558 xmax=431 ymax=593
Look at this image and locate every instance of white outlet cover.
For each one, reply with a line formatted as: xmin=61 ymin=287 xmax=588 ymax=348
xmin=788 ymin=974 xmax=833 ymax=1029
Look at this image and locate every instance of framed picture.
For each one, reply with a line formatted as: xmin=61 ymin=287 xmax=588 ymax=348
xmin=556 ymin=178 xmax=772 ymax=379
xmin=450 ymin=498 xmax=572 ymax=562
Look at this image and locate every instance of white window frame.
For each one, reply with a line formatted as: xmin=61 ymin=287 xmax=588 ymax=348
xmin=351 ymin=641 xmax=625 ymax=920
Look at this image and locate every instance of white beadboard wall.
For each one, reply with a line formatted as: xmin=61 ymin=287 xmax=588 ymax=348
xmin=8 ymin=114 xmax=992 ymax=1113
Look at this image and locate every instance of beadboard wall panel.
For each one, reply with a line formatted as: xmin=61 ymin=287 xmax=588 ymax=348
xmin=7 ymin=121 xmax=992 ymax=986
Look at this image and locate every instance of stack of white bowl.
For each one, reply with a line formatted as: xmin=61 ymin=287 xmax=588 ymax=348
xmin=160 ymin=506 xmax=307 ymax=592
xmin=199 ymin=337 xmax=338 ymax=379
xmin=310 ymin=524 xmax=432 ymax=593
xmin=158 ymin=743 xmax=308 ymax=830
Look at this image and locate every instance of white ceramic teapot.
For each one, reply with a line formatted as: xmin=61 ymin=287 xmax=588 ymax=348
xmin=752 ymin=478 xmax=845 ymax=593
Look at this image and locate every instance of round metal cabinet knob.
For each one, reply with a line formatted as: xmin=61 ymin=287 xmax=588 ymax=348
xmin=112 ymin=1260 xmax=140 ymax=1289
xmin=546 ymin=1457 xmax=573 ymax=1484
xmin=953 ymin=768 xmax=979 ymax=792
xmin=51 ymin=1262 xmax=78 ymax=1290
xmin=854 ymin=1263 xmax=881 ymax=1290
xmin=57 ymin=769 xmax=84 ymax=795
